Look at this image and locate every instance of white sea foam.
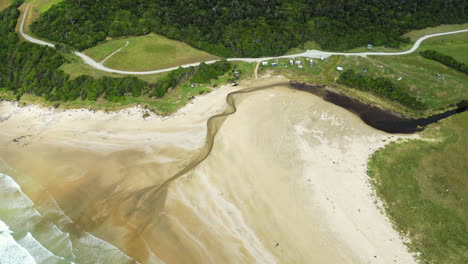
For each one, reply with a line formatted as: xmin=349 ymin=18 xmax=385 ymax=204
xmin=0 ymin=220 xmax=37 ymax=264
xmin=17 ymin=232 xmax=74 ymax=264
xmin=0 ymin=174 xmax=35 ymax=209
xmin=0 ymin=173 xmax=139 ymax=264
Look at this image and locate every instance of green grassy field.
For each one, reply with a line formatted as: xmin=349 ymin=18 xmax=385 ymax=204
xmin=27 ymin=0 xmax=64 ymax=13
xmin=58 ymin=53 xmax=166 ymax=84
xmin=417 ymin=32 xmax=468 ymax=64
xmin=83 ymin=34 xmax=219 ymax=71
xmin=367 ymin=112 xmax=468 ymax=264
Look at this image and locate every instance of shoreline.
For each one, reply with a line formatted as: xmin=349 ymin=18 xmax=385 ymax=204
xmin=0 ymin=77 xmax=417 ymax=263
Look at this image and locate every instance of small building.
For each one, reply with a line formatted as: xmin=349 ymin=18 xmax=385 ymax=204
xmin=271 ymin=63 xmax=278 ymax=67
xmin=262 ymin=61 xmax=269 ymax=66
xmin=336 ymin=66 xmax=344 ymax=71
xmin=367 ymin=44 xmax=374 ymax=49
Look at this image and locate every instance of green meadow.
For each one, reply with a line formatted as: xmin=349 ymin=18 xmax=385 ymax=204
xmin=368 ymin=112 xmax=468 ymax=264
xmin=84 ymin=34 xmax=219 ymax=71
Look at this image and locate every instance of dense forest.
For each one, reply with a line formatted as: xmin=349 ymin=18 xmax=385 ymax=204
xmin=30 ymin=0 xmax=467 ymax=57
xmin=420 ymin=50 xmax=468 ymax=74
xmin=0 ymin=3 xmax=232 ymax=103
xmin=337 ymin=70 xmax=427 ymax=110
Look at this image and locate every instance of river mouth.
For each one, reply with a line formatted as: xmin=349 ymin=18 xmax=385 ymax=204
xmin=0 ymin=77 xmax=455 ymax=264
xmin=290 ymin=82 xmax=467 ymax=134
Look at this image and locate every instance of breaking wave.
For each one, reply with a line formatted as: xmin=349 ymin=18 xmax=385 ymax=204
xmin=0 ymin=173 xmax=138 ymax=264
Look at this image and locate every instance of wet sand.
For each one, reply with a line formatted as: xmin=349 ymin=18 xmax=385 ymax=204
xmin=0 ymin=77 xmax=416 ymax=263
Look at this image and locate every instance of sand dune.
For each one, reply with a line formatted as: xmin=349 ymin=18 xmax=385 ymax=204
xmin=0 ymin=77 xmax=416 ymax=263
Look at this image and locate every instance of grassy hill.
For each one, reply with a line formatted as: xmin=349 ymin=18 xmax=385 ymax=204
xmin=83 ymin=34 xmax=219 ymax=71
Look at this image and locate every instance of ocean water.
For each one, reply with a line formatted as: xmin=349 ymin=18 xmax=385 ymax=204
xmin=0 ymin=173 xmax=138 ymax=264
xmin=0 ymin=220 xmax=36 ymax=264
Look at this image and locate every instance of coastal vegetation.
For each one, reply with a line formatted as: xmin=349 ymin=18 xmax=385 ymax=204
xmin=368 ymin=112 xmax=468 ymax=264
xmin=29 ymin=0 xmax=467 ymax=57
xmin=420 ymin=50 xmax=468 ymax=74
xmin=337 ymin=70 xmax=427 ymax=110
xmin=259 ymin=26 xmax=467 ymax=117
xmin=0 ymin=4 xmax=239 ymax=114
xmin=260 ymin=52 xmax=468 ymax=117
xmin=83 ymin=34 xmax=219 ymax=71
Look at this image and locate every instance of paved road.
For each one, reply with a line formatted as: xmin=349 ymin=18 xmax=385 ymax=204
xmin=20 ymin=6 xmax=468 ymax=76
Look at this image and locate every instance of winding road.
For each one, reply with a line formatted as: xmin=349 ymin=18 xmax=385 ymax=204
xmin=20 ymin=6 xmax=468 ymax=76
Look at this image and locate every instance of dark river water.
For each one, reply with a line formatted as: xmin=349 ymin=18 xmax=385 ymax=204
xmin=290 ymin=82 xmax=467 ymax=134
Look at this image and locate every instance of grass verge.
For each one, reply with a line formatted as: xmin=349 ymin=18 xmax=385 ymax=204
xmin=58 ymin=53 xmax=167 ymax=84
xmin=367 ymin=111 xmax=468 ymax=264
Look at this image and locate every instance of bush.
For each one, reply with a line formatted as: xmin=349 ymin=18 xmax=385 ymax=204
xmin=337 ymin=70 xmax=427 ymax=110
xmin=420 ymin=50 xmax=468 ymax=75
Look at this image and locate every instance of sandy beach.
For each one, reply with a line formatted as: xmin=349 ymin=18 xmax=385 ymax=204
xmin=0 ymin=77 xmax=416 ymax=263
